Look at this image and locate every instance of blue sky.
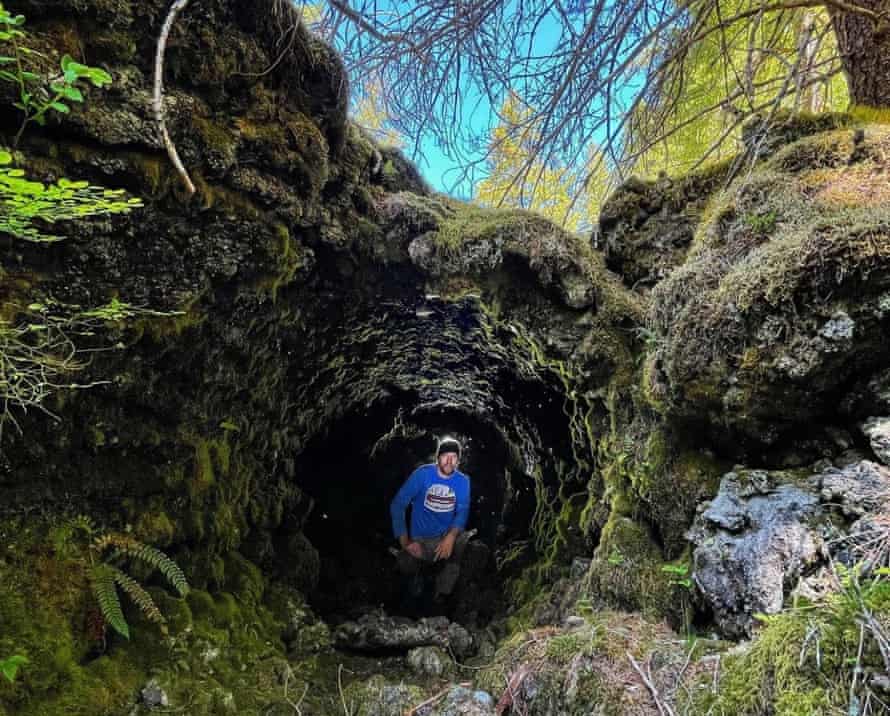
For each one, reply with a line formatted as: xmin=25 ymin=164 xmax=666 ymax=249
xmin=338 ymin=1 xmax=571 ymax=200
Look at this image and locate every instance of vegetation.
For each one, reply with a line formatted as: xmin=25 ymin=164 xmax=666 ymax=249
xmin=0 ymin=3 xmax=112 ymax=147
xmin=321 ymin=0 xmax=889 ymax=203
xmin=0 ymin=150 xmax=141 ymax=242
xmin=0 ymin=655 xmax=27 ymax=683
xmin=90 ymin=533 xmax=190 ymax=640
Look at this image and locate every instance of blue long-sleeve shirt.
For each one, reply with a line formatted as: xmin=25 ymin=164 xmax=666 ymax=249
xmin=390 ymin=464 xmax=471 ymax=539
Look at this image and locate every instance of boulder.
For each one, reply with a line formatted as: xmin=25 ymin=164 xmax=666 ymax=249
xmin=688 ymin=469 xmax=825 ymax=637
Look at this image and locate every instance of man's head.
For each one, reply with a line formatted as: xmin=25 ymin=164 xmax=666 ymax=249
xmin=436 ymin=438 xmax=461 ymax=476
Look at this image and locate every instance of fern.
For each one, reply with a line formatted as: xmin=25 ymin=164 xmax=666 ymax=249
xmin=94 ymin=534 xmax=189 ymax=597
xmin=90 ymin=563 xmax=129 ymax=639
xmin=111 ymin=567 xmax=164 ymax=625
xmin=89 ymin=533 xmax=190 ymax=640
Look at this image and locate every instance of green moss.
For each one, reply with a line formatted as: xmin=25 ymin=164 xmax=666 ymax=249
xmin=131 ymin=501 xmax=176 ymax=547
xmin=253 ymin=222 xmax=308 ymax=300
xmin=192 ymin=117 xmax=238 ymax=157
xmin=585 ymin=513 xmax=682 ymax=622
xmin=691 ymin=576 xmax=890 ymax=715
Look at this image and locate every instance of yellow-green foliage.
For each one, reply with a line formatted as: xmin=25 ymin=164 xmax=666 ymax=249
xmin=584 ymin=512 xmax=681 ymax=621
xmin=651 ymin=124 xmax=890 ymax=405
xmin=694 ymin=574 xmax=890 ymax=715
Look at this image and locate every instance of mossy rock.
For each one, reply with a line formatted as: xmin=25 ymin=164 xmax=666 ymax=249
xmin=650 ymin=123 xmax=890 ymax=451
xmin=585 ymin=514 xmax=684 ymax=624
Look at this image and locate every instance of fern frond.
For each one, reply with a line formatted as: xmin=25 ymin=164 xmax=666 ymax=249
xmin=93 ymin=532 xmax=138 ymax=554
xmin=90 ymin=563 xmax=129 ymax=639
xmin=111 ymin=567 xmax=164 ymax=624
xmin=127 ymin=543 xmax=189 ymax=597
xmin=93 ymin=533 xmax=189 ymax=597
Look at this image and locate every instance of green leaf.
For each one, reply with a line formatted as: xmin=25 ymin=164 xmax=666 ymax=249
xmin=84 ymin=66 xmax=112 ymax=87
xmin=61 ymin=85 xmax=83 ymax=102
xmin=49 ymin=101 xmax=69 ymax=113
xmin=0 ymin=150 xmax=11 ymax=164
xmin=0 ymin=655 xmax=28 ymax=683
xmin=0 ymin=56 xmax=16 ymax=64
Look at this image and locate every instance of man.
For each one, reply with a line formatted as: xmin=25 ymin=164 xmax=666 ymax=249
xmin=390 ymin=437 xmax=471 ymax=604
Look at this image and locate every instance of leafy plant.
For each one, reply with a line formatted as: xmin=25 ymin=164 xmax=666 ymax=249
xmin=0 ymin=4 xmax=111 ymax=146
xmin=662 ymin=562 xmax=693 ymax=589
xmin=607 ymin=546 xmax=625 ymax=566
xmin=742 ymin=210 xmax=778 ymax=235
xmin=0 ymin=654 xmax=27 ymax=683
xmin=89 ymin=533 xmax=189 ymax=640
xmin=0 ymin=149 xmax=142 ymax=242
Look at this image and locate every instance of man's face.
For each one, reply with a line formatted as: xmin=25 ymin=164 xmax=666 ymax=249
xmin=437 ymin=451 xmax=459 ymax=475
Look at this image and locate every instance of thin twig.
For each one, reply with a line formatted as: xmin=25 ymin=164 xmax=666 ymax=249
xmin=627 ymin=651 xmax=675 ymax=716
xmin=338 ymin=663 xmax=351 ymax=716
xmin=153 ymin=0 xmax=196 ymax=196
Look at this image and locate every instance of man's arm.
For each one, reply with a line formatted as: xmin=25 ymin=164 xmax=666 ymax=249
xmin=390 ymin=469 xmax=424 ymax=557
xmin=434 ymin=478 xmax=470 ymax=561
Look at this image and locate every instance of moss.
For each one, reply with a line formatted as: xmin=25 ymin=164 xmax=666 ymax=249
xmin=652 ymin=125 xmax=890 ymax=431
xmin=253 ymin=223 xmax=308 ymax=300
xmin=585 ymin=513 xmax=683 ymax=623
xmin=222 ymin=552 xmax=265 ymax=607
xmin=691 ymin=576 xmax=890 ymax=715
xmin=192 ymin=173 xmax=261 ymax=218
xmin=123 ymin=152 xmax=172 ymax=199
xmin=131 ymin=500 xmax=176 ymax=547
xmin=192 ymin=117 xmax=238 ymax=158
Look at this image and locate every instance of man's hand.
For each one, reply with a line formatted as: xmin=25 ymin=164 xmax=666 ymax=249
xmin=401 ymin=539 xmax=423 ymax=559
xmin=434 ymin=533 xmax=456 ymax=561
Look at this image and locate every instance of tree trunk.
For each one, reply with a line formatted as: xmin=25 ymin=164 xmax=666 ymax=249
xmin=828 ymin=0 xmax=890 ymax=107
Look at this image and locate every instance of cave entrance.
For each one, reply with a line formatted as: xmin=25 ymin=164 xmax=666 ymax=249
xmin=296 ymin=395 xmax=536 ymax=626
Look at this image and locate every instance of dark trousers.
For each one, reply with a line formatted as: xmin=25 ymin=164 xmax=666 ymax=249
xmin=396 ymin=532 xmax=470 ymax=597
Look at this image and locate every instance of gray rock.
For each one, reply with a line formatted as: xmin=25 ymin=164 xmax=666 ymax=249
xmin=818 ymin=311 xmax=855 ymax=343
xmin=140 ymin=679 xmax=169 ymax=709
xmin=862 ymin=417 xmax=890 ymax=466
xmin=407 ymin=646 xmax=450 ymax=677
xmin=563 ymin=615 xmax=586 ymax=629
xmin=816 ymin=460 xmax=890 ymax=517
xmin=333 ymin=609 xmax=475 ymax=658
xmin=429 ymin=685 xmax=496 ymax=716
xmin=689 ymin=469 xmax=824 ymax=637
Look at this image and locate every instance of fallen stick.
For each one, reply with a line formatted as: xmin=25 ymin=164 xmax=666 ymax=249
xmin=627 ymin=652 xmax=675 ymax=716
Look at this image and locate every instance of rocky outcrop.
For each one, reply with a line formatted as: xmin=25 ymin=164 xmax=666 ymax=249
xmin=597 ymin=163 xmax=729 ymax=291
xmin=648 ymin=124 xmax=890 ymax=456
xmin=333 ymin=611 xmax=475 ymax=658
xmin=688 ymin=468 xmax=825 ymax=637
xmin=690 ymin=460 xmax=890 ymax=636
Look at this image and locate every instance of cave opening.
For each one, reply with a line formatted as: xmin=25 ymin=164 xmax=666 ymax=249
xmin=296 ymin=392 xmax=538 ymax=627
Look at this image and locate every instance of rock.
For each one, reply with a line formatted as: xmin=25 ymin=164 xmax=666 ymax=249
xmin=407 ymin=646 xmax=450 ymax=677
xmin=140 ymin=679 xmax=169 ymax=709
xmin=816 ymin=460 xmax=890 ymax=518
xmin=862 ymin=417 xmax=890 ymax=466
xmin=343 ymin=675 xmax=424 ymax=716
xmin=648 ymin=125 xmax=890 ymax=451
xmin=688 ymin=468 xmax=824 ymax=637
xmin=429 ymin=685 xmax=495 ymax=716
xmin=563 ymin=615 xmax=586 ymax=629
xmin=333 ymin=610 xmax=475 ymax=658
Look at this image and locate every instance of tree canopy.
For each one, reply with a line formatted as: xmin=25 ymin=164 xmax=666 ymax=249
xmin=320 ymin=0 xmax=889 ymax=208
